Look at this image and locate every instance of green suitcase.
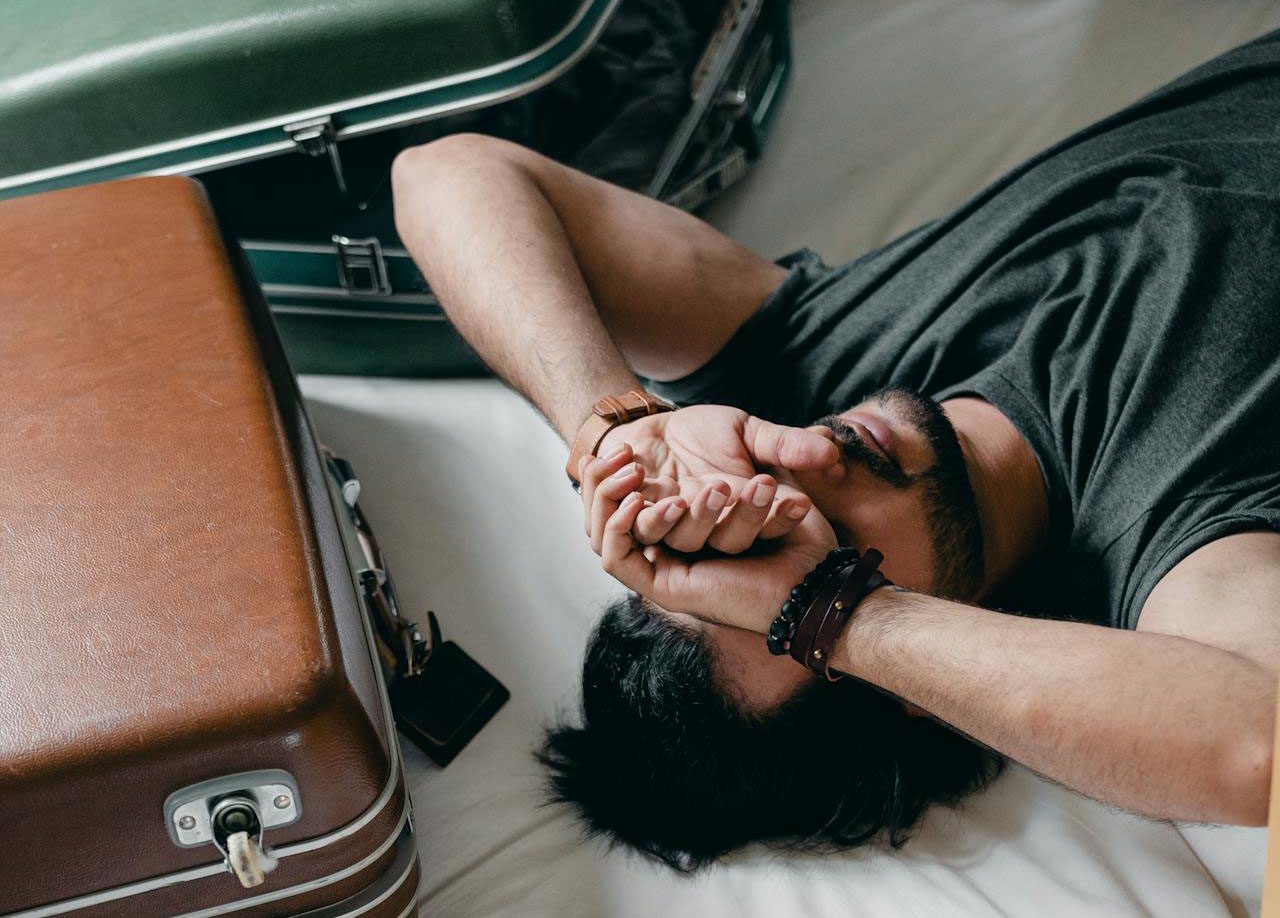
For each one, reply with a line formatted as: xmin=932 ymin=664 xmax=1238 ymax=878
xmin=0 ymin=0 xmax=791 ymax=378
xmin=0 ymin=0 xmax=618 ymax=197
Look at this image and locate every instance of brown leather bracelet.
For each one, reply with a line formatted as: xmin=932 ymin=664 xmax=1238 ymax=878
xmin=807 ymin=549 xmax=888 ymax=681
xmin=788 ymin=565 xmax=855 ymax=670
xmin=565 ymin=389 xmax=676 ymax=487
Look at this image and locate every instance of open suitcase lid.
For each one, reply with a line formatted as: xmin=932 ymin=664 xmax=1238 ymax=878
xmin=0 ymin=0 xmax=617 ymax=200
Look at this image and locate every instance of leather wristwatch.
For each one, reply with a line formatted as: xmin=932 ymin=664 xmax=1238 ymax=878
xmin=565 ymin=389 xmax=676 ymax=488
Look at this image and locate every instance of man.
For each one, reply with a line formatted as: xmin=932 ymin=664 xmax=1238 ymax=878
xmin=391 ymin=30 xmax=1279 ymax=870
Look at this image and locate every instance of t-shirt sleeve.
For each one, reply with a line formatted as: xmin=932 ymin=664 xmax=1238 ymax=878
xmin=1127 ymin=506 xmax=1280 ymax=630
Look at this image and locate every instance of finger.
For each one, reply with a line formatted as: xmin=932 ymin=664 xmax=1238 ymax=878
xmin=590 ymin=461 xmax=645 ymax=554
xmin=663 ymin=480 xmax=731 ymax=553
xmin=640 ymin=474 xmax=680 ymax=504
xmin=743 ymin=416 xmax=840 ymax=471
xmin=632 ymin=496 xmax=689 ymax=545
xmin=581 ymin=443 xmax=633 ymax=536
xmin=774 ymin=480 xmax=812 ymax=506
xmin=758 ymin=493 xmax=813 ymax=540
xmin=600 ymin=492 xmax=655 ymax=592
xmin=706 ymin=474 xmax=776 ymax=554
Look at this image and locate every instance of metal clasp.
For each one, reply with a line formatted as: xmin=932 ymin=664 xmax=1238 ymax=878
xmin=332 ymin=235 xmax=392 ymax=297
xmin=322 ymin=448 xmax=436 ymax=677
xmin=284 ymin=115 xmax=349 ymax=196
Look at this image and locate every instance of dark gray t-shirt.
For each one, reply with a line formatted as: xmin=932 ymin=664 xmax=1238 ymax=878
xmin=655 ymin=31 xmax=1280 ymax=628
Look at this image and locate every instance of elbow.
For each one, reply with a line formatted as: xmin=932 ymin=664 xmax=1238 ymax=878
xmin=391 ymin=134 xmax=518 ymax=197
xmin=1214 ymin=726 xmax=1273 ymax=826
xmin=390 ymin=133 xmax=529 ymax=240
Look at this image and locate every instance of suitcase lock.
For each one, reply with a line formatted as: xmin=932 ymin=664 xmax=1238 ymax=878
xmin=164 ymin=770 xmax=301 ymax=888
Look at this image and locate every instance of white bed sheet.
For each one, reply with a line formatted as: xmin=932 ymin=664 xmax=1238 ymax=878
xmin=301 ymin=1 xmax=1277 ymax=913
xmin=303 ymin=379 xmax=1257 ymax=918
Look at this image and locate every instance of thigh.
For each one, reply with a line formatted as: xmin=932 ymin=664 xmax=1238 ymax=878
xmin=519 ymin=145 xmax=788 ymax=382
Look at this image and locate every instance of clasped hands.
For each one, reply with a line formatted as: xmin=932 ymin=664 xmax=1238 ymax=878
xmin=576 ymin=404 xmax=844 ymax=634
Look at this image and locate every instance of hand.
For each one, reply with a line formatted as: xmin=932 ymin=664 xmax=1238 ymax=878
xmin=581 ymin=404 xmax=839 ymax=554
xmin=598 ymin=489 xmax=840 ymax=634
xmin=580 ymin=443 xmax=803 ymax=556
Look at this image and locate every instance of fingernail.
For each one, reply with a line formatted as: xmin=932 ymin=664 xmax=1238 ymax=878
xmin=706 ymin=488 xmax=728 ymax=511
xmin=752 ymin=484 xmax=775 ymax=508
xmin=663 ymin=502 xmax=683 ymax=522
xmin=786 ymin=503 xmax=808 ymax=519
xmin=604 ymin=445 xmax=628 ymax=462
xmin=609 ymin=462 xmax=639 ymax=481
xmin=622 ymin=491 xmax=641 ymax=506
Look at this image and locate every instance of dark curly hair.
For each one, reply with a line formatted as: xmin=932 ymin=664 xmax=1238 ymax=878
xmin=539 ymin=594 xmax=1002 ymax=871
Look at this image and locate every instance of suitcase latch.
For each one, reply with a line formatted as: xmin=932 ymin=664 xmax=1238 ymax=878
xmin=333 ymin=234 xmax=392 ymax=296
xmin=284 ymin=115 xmax=349 ymax=196
xmin=164 ymin=770 xmax=301 ymax=888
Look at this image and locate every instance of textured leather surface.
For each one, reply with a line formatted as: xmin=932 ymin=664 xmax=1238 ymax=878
xmin=0 ymin=177 xmax=397 ymax=913
xmin=0 ymin=0 xmax=591 ymax=178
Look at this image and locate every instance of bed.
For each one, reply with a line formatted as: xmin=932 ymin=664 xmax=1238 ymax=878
xmin=300 ymin=2 xmax=1278 ymax=914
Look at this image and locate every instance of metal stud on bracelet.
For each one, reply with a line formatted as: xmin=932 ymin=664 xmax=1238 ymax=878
xmin=806 ymin=550 xmax=888 ymax=681
xmin=766 ymin=546 xmax=858 ymax=655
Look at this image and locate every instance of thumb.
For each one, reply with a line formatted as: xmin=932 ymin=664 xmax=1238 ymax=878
xmin=743 ymin=416 xmax=840 ymax=471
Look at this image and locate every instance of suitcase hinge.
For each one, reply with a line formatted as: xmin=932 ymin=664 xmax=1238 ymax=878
xmin=333 ymin=234 xmax=393 ymax=297
xmin=284 ymin=115 xmax=349 ymax=196
xmin=324 ymin=449 xmax=434 ymax=677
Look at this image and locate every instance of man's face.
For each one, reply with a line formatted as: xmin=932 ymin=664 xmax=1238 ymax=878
xmin=696 ymin=388 xmax=985 ymax=712
xmin=794 ymin=388 xmax=984 ymax=600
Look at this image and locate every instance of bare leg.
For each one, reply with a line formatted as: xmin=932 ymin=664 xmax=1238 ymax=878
xmin=392 ymin=134 xmax=785 ymax=438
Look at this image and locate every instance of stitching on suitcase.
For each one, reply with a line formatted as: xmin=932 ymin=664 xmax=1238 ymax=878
xmin=172 ymin=803 xmax=414 ymax=918
xmin=6 ymin=802 xmax=411 ymax=918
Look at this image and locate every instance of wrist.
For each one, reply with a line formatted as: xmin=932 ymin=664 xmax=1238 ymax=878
xmin=767 ymin=547 xmax=891 ymax=680
xmin=830 ymin=584 xmax=909 ymax=680
xmin=564 ymin=388 xmax=676 ymax=486
xmin=553 ymin=373 xmax=642 ymax=443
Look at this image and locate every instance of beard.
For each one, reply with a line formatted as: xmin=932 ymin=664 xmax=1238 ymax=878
xmin=813 ymin=388 xmax=984 ymax=600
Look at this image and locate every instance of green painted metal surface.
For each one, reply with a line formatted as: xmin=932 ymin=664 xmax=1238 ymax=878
xmin=0 ymin=0 xmax=613 ymax=199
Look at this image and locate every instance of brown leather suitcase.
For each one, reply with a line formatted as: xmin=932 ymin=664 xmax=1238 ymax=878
xmin=0 ymin=177 xmax=420 ymax=917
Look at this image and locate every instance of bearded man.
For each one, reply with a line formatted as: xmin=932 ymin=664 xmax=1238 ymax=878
xmin=390 ymin=31 xmax=1280 ymax=870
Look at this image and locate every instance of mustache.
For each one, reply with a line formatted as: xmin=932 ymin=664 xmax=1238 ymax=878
xmin=812 ymin=415 xmax=912 ymax=488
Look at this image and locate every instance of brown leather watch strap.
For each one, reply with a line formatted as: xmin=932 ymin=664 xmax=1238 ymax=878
xmin=566 ymin=389 xmax=676 ymax=486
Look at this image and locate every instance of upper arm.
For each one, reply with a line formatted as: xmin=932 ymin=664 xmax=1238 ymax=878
xmin=521 ymin=147 xmax=788 ymax=383
xmin=394 ymin=133 xmax=787 ymax=383
xmin=1138 ymin=530 xmax=1280 ymax=677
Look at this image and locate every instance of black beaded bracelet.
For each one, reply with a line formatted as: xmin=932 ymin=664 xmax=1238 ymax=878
xmin=766 ymin=546 xmax=859 ymax=656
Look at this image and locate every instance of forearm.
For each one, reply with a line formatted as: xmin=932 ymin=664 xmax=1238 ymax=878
xmin=392 ymin=138 xmax=637 ymax=439
xmin=836 ymin=589 xmax=1276 ymax=824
